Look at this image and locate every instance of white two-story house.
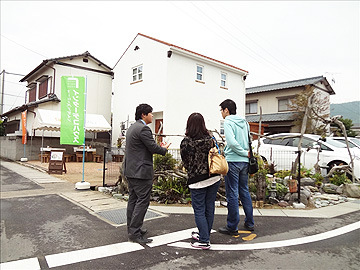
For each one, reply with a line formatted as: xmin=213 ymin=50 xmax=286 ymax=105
xmin=112 ymin=33 xmax=249 ymax=149
xmin=0 ymin=51 xmax=113 ymax=160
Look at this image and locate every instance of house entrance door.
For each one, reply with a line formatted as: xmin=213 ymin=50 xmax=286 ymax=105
xmin=155 ymin=119 xmax=163 ymax=143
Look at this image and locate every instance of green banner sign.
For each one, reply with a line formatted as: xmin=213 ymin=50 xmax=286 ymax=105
xmin=60 ymin=76 xmax=86 ymax=145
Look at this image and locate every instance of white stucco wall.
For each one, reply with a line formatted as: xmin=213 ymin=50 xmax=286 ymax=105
xmin=112 ymin=35 xmax=247 ymax=149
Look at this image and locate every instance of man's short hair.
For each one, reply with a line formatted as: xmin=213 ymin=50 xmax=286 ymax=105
xmin=220 ymin=99 xmax=237 ymax=115
xmin=135 ymin=104 xmax=153 ymax=120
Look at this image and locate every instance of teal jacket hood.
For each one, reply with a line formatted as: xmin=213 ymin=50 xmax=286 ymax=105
xmin=223 ymin=115 xmax=249 ymax=162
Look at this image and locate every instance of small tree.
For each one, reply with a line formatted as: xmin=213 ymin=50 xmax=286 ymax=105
xmin=331 ymin=118 xmax=357 ymax=137
xmin=290 ymin=86 xmax=330 ymax=135
xmin=0 ymin=120 xmax=5 ymax=136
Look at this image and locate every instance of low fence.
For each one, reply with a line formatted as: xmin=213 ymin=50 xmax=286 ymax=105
xmin=102 ymin=147 xmax=124 ymax=187
xmin=102 ymin=148 xmax=182 ymax=187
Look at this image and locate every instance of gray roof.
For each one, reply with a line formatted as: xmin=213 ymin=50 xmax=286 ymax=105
xmin=246 ymin=112 xmax=299 ymax=123
xmin=246 ymin=76 xmax=335 ymax=95
xmin=20 ymin=51 xmax=113 ymax=82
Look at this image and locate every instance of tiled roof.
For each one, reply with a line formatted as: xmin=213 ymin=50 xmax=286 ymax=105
xmin=246 ymin=76 xmax=335 ymax=95
xmin=114 ymin=33 xmax=248 ymax=74
xmin=20 ymin=51 xmax=112 ymax=82
xmin=246 ymin=112 xmax=299 ymax=123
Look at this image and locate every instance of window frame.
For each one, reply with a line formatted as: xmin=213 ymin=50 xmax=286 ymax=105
xmin=38 ymin=79 xmax=48 ymax=99
xmin=28 ymin=87 xmax=36 ymax=103
xmin=196 ymin=64 xmax=204 ymax=82
xmin=220 ymin=72 xmax=227 ymax=89
xmin=246 ymin=101 xmax=258 ymax=114
xmin=131 ymin=64 xmax=143 ymax=84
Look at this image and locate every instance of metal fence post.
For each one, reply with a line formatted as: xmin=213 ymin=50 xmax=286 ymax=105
xmin=103 ymin=147 xmax=108 ymax=187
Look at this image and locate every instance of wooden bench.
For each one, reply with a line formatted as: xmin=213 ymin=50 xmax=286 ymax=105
xmin=39 ymin=153 xmax=50 ymax=163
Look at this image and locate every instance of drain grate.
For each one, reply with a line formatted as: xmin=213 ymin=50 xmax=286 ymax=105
xmin=96 ymin=208 xmax=161 ymax=225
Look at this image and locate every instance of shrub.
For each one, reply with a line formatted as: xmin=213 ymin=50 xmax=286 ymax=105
xmin=329 ymin=171 xmax=351 ymax=186
xmin=153 ymin=153 xmax=177 ymax=171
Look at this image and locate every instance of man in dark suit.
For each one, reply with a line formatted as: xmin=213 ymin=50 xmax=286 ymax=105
xmin=124 ymin=103 xmax=170 ymax=244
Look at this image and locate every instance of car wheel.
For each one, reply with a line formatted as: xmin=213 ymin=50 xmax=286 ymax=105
xmin=327 ymin=161 xmax=351 ymax=178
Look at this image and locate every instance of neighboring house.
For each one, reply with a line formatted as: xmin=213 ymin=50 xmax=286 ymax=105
xmin=0 ymin=51 xmax=113 ymax=160
xmin=245 ymin=76 xmax=335 ymax=135
xmin=112 ymin=33 xmax=249 ymax=149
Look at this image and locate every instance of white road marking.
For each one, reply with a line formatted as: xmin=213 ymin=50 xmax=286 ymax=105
xmin=3 ymin=222 xmax=359 ymax=268
xmin=168 ymin=221 xmax=360 ymax=250
xmin=45 ymin=242 xmax=143 ymax=268
xmin=0 ymin=257 xmax=40 ymax=270
xmin=147 ymin=228 xmax=216 ymax=247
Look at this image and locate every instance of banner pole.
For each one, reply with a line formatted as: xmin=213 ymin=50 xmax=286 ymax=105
xmin=81 ymin=75 xmax=88 ymax=183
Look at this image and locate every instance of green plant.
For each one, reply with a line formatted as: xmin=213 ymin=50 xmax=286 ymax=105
xmin=312 ymin=173 xmax=324 ymax=186
xmin=300 ymin=166 xmax=313 ymax=178
xmin=152 ymin=176 xmax=190 ymax=204
xmin=329 ymin=171 xmax=351 ymax=186
xmin=153 ymin=153 xmax=177 ymax=171
xmin=0 ymin=120 xmax=5 ymax=136
xmin=276 ymin=182 xmax=288 ymax=197
xmin=274 ymin=170 xmax=292 ymax=179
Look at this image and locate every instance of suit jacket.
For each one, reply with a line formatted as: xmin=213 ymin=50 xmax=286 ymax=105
xmin=124 ymin=120 xmax=167 ymax=180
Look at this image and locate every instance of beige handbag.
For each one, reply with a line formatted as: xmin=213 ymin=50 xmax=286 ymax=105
xmin=208 ymin=137 xmax=228 ymax=175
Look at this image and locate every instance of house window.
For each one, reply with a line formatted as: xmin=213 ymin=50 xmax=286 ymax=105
xmin=220 ymin=120 xmax=224 ymax=135
xmin=28 ymin=87 xmax=36 ymax=102
xmin=278 ymin=98 xmax=293 ymax=112
xmin=132 ymin=65 xmax=143 ymax=82
xmin=221 ymin=72 xmax=227 ymax=88
xmin=196 ymin=65 xmax=203 ymax=81
xmin=38 ymin=79 xmax=48 ymax=99
xmin=246 ymin=101 xmax=258 ymax=114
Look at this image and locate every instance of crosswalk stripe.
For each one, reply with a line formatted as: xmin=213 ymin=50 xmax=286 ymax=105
xmin=147 ymin=228 xmax=216 ymax=247
xmin=168 ymin=221 xmax=360 ymax=250
xmin=0 ymin=257 xmax=40 ymax=270
xmin=45 ymin=242 xmax=143 ymax=268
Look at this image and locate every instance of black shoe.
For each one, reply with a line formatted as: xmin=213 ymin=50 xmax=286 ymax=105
xmin=129 ymin=235 xmax=153 ymax=244
xmin=244 ymin=224 xmax=254 ymax=231
xmin=140 ymin=228 xmax=148 ymax=235
xmin=218 ymin=226 xmax=238 ymax=236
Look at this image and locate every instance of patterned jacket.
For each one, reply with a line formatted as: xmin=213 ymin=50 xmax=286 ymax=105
xmin=180 ymin=134 xmax=217 ymax=185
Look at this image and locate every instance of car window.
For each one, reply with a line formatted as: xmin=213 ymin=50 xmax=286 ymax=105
xmin=293 ymin=137 xmax=314 ymax=148
xmin=271 ymin=138 xmax=292 ymax=146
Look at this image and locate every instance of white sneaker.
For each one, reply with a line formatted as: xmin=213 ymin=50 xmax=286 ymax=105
xmin=191 ymin=231 xmax=199 ymax=241
xmin=190 ymin=239 xmax=211 ymax=250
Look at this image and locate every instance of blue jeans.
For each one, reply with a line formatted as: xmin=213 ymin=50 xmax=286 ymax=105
xmin=225 ymin=162 xmax=254 ymax=230
xmin=190 ymin=180 xmax=220 ymax=243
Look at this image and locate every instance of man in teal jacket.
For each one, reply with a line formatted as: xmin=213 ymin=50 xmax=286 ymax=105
xmin=218 ymin=99 xmax=254 ymax=235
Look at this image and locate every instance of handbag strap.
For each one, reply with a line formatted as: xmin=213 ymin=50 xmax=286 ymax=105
xmin=212 ymin=136 xmax=221 ymax=154
xmin=247 ymin=123 xmax=255 ymax=158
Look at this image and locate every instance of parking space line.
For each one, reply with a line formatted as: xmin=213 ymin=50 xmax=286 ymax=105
xmin=45 ymin=242 xmax=143 ymax=268
xmin=0 ymin=257 xmax=40 ymax=270
xmin=168 ymin=221 xmax=360 ymax=251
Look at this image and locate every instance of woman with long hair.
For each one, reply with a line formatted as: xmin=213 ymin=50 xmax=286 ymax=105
xmin=180 ymin=112 xmax=221 ymax=250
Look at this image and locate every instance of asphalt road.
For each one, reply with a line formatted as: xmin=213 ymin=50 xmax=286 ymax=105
xmin=1 ymin=162 xmax=359 ymax=270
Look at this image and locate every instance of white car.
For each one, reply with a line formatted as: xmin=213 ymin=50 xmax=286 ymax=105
xmin=329 ymin=137 xmax=360 ymax=149
xmin=252 ymin=133 xmax=360 ymax=178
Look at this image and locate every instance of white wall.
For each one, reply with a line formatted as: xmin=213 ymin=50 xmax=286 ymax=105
xmin=112 ymin=35 xmax=247 ymax=148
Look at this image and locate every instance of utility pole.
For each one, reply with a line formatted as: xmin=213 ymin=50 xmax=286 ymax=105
xmin=0 ymin=70 xmax=26 ymax=115
xmin=0 ymin=70 xmax=5 ymax=115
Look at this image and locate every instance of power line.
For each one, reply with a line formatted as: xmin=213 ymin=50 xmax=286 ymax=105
xmin=205 ymin=1 xmax=307 ymax=78
xmin=1 ymin=34 xmax=48 ymax=58
xmin=188 ymin=2 xmax=297 ymax=79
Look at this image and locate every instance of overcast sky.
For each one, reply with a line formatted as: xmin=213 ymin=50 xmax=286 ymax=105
xmin=1 ymin=1 xmax=359 ymax=113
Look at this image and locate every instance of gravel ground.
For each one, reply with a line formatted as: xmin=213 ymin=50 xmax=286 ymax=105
xmin=26 ymin=160 xmax=121 ymax=187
